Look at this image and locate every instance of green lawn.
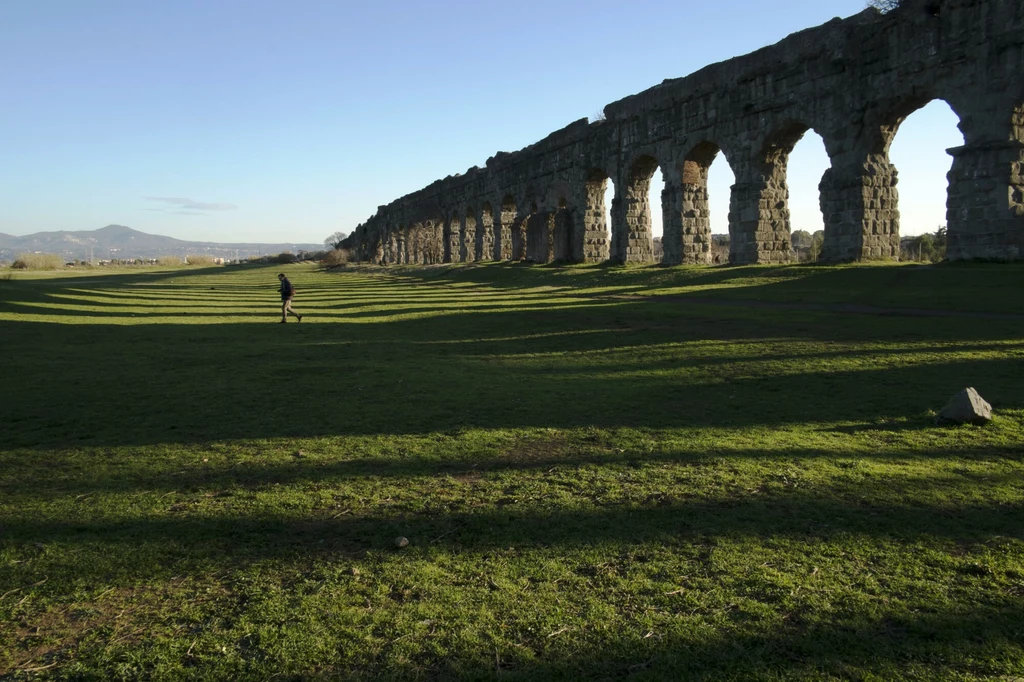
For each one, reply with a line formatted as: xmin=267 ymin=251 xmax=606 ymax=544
xmin=1 ymin=261 xmax=1022 ymax=680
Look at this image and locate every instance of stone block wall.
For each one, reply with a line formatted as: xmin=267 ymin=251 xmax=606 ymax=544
xmin=347 ymin=0 xmax=1024 ymax=265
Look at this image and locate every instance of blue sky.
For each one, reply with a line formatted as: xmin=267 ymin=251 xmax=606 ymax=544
xmin=0 ymin=0 xmax=961 ymax=244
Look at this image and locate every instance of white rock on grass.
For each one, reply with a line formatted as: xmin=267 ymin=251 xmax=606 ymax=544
xmin=938 ymin=387 xmax=993 ymax=425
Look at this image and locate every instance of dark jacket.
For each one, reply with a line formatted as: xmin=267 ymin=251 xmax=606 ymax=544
xmin=279 ymin=277 xmax=294 ymax=300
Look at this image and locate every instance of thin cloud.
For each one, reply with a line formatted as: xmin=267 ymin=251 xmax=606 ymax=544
xmin=143 ymin=197 xmax=238 ymax=212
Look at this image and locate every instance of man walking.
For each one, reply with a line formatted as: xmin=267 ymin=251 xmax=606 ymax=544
xmin=278 ymin=273 xmax=302 ymax=323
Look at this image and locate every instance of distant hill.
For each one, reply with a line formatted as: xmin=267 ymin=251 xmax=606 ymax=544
xmin=0 ymin=225 xmax=322 ymax=262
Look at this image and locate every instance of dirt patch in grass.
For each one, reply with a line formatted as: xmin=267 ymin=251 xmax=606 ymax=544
xmin=449 ymin=435 xmax=572 ymax=481
xmin=1 ymin=581 xmax=229 ymax=675
xmin=497 ymin=433 xmax=572 ymax=467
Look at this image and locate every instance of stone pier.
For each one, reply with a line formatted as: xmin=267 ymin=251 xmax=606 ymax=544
xmin=347 ymin=0 xmax=1024 ymax=265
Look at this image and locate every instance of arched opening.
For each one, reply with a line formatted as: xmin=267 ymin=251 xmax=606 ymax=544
xmin=526 ymin=201 xmax=553 ymax=264
xmin=477 ymin=203 xmax=495 ymax=262
xmin=433 ymin=218 xmax=444 ymax=264
xmin=886 ymin=99 xmax=964 ymax=262
xmin=496 ymin=195 xmax=516 ymax=260
xmin=442 ymin=216 xmax=452 ymax=263
xmin=511 ymin=203 xmax=530 ymax=262
xmin=553 ymin=196 xmax=573 ymax=262
xmin=463 ymin=207 xmax=477 ymax=263
xmin=418 ymin=221 xmax=429 ymax=265
xmin=584 ymin=169 xmax=612 ymax=263
xmin=422 ymin=219 xmax=440 ymax=264
xmin=599 ymin=176 xmax=623 ymax=263
xmin=618 ymin=155 xmax=661 ymax=263
xmin=682 ymin=142 xmax=734 ymax=264
xmin=446 ymin=210 xmax=462 ymax=263
xmin=409 ymin=224 xmax=421 ymax=264
xmin=786 ymin=129 xmax=830 ymax=261
xmin=754 ymin=123 xmax=831 ymax=263
xmin=389 ymin=225 xmax=398 ymax=264
xmin=647 ymin=166 xmax=667 ymax=262
xmin=395 ymin=225 xmax=407 ymax=264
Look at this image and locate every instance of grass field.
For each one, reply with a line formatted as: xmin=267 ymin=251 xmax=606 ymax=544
xmin=1 ymin=261 xmax=1022 ymax=680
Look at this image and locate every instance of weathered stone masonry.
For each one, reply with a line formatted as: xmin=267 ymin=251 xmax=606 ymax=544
xmin=348 ymin=0 xmax=1024 ymax=265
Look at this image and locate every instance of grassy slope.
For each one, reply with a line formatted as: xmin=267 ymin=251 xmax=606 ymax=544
xmin=0 ymin=262 xmax=1022 ymax=681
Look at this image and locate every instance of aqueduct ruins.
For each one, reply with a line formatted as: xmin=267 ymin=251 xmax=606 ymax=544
xmin=347 ymin=0 xmax=1024 ymax=265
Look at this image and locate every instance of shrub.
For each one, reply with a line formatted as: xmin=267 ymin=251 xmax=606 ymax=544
xmin=710 ymin=235 xmax=730 ymax=265
xmin=322 ymin=249 xmax=350 ymax=267
xmin=276 ymin=251 xmax=299 ymax=264
xmin=158 ymin=255 xmax=183 ymax=266
xmin=901 ymin=227 xmax=947 ymax=263
xmin=185 ymin=254 xmax=215 ymax=266
xmin=12 ymin=253 xmax=64 ymax=270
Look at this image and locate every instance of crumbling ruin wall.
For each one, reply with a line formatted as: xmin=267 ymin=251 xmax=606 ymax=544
xmin=348 ymin=0 xmax=1024 ymax=265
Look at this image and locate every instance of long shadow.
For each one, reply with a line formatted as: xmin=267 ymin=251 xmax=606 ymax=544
xmin=4 ymin=265 xmax=1023 ymax=679
xmin=370 ymin=605 xmax=1024 ymax=680
xmin=394 ymin=261 xmax=1024 ymax=315
xmin=1 ymin=298 xmax=615 ymax=320
xmin=1 ymin=299 xmax=1022 ymax=447
xmin=3 ymin=464 xmax=1022 ymax=585
xmin=0 ymin=270 xmax=608 ymax=321
xmin=2 ymin=265 xmax=1023 ymax=449
xmin=3 ymin=437 xmax=1019 ymax=501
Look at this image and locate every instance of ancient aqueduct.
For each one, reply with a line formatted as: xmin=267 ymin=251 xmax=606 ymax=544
xmin=347 ymin=0 xmax=1024 ymax=265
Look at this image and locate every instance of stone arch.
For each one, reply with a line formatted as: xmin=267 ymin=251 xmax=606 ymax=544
xmin=409 ymin=223 xmax=422 ymax=264
xmin=420 ymin=219 xmax=431 ymax=264
xmin=671 ymin=141 xmax=731 ymax=264
xmin=432 ymin=217 xmax=445 ymax=264
xmin=477 ymin=202 xmax=495 ymax=261
xmin=394 ymin=224 xmax=407 ymax=264
xmin=420 ymin=219 xmax=441 ymax=264
xmin=419 ymin=221 xmax=430 ymax=264
xmin=614 ymin=154 xmax=665 ymax=263
xmin=379 ymin=224 xmax=391 ymax=264
xmin=496 ymin=194 xmax=517 ymax=260
xmin=525 ymin=199 xmax=553 ymax=263
xmin=404 ymin=223 xmax=415 ymax=264
xmin=581 ymin=168 xmax=613 ymax=263
xmin=443 ymin=210 xmax=459 ymax=263
xmin=462 ymin=207 xmax=477 ymax=262
xmin=944 ymin=98 xmax=1023 ymax=259
xmin=511 ymin=199 xmax=533 ymax=262
xmin=729 ymin=121 xmax=828 ymax=264
xmin=820 ymin=96 xmax=966 ymax=261
xmin=876 ymin=96 xmax=966 ymax=156
xmin=552 ymin=191 xmax=575 ymax=262
xmin=417 ymin=221 xmax=429 ymax=265
xmin=353 ymin=5 xmax=1024 ymax=264
xmin=770 ymin=123 xmax=832 ymax=261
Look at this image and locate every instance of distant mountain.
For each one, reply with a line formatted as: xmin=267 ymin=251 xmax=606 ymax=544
xmin=0 ymin=225 xmax=323 ymax=262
